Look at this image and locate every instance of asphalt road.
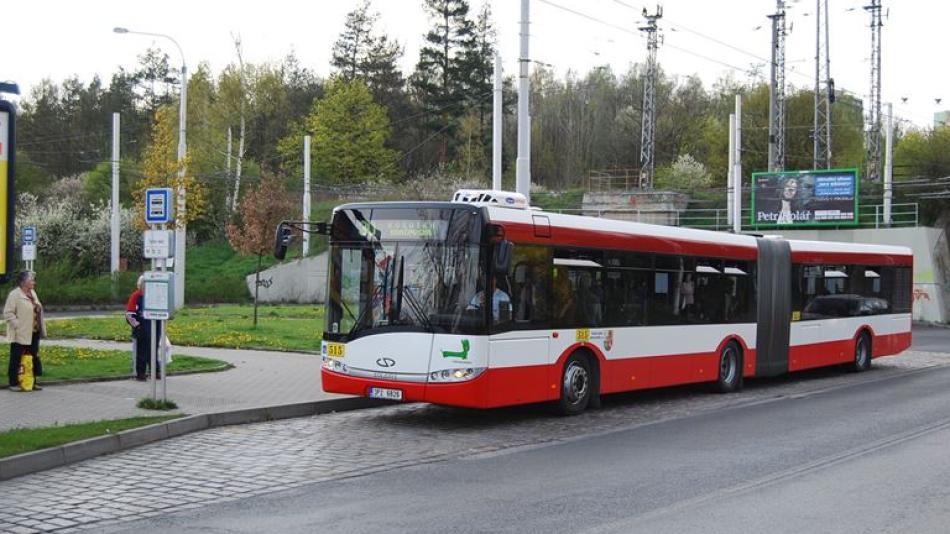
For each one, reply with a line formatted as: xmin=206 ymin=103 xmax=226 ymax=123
xmin=105 ymin=360 xmax=950 ymax=534
xmin=911 ymin=323 xmax=950 ymax=352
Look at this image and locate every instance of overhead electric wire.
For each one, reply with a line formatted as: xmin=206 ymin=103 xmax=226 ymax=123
xmin=538 ymin=0 xmax=641 ymax=38
xmin=541 ymin=0 xmax=764 ymax=75
xmin=609 ymin=0 xmax=930 ymax=128
xmin=613 ymin=0 xmax=770 ymax=64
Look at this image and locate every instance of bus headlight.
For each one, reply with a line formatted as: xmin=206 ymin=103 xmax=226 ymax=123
xmin=323 ymin=357 xmax=347 ymax=374
xmin=428 ymin=367 xmax=486 ymax=383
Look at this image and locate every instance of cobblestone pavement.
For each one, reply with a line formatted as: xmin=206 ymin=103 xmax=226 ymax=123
xmin=2 ymin=351 xmax=948 ymax=533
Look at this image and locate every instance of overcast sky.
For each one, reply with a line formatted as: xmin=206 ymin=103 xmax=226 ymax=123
xmin=5 ymin=0 xmax=946 ymax=127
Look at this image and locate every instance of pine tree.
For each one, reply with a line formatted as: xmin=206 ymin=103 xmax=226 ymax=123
xmin=455 ymin=1 xmax=495 ymax=170
xmin=462 ymin=2 xmax=496 ymax=133
xmin=363 ymin=34 xmax=405 ymax=110
xmin=413 ymin=0 xmax=477 ymax=164
xmin=331 ymin=1 xmax=405 ymax=108
xmin=331 ymin=0 xmax=378 ymax=81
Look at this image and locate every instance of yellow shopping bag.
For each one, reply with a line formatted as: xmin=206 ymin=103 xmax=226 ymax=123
xmin=18 ymin=353 xmax=35 ymax=391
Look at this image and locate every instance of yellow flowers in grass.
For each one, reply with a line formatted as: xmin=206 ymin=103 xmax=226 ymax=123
xmin=43 ymin=346 xmax=112 ymax=365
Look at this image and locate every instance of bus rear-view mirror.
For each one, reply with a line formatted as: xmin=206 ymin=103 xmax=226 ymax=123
xmin=274 ymin=223 xmax=294 ymax=260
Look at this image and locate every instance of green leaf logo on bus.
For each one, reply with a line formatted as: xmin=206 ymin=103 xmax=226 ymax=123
xmin=442 ymin=339 xmax=470 ymax=360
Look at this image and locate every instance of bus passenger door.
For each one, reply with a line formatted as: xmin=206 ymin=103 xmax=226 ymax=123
xmin=488 ymin=249 xmax=554 ymax=405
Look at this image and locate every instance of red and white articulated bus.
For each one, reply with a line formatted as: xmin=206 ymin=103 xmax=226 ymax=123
xmin=314 ymin=190 xmax=913 ymax=414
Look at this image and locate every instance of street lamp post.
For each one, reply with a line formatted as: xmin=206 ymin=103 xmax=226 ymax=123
xmin=114 ymin=27 xmax=187 ymax=309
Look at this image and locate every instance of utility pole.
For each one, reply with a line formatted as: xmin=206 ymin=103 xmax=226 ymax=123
xmin=883 ymin=102 xmax=893 ymax=225
xmin=111 ymin=113 xmax=120 ymax=276
xmin=813 ymin=0 xmax=833 ymax=169
xmin=225 ymin=126 xmax=233 ymax=209
xmin=727 ymin=113 xmax=735 ymax=226
xmin=865 ymin=0 xmax=883 ymax=181
xmin=733 ymin=95 xmax=742 ymax=233
xmin=492 ymin=54 xmax=503 ymax=191
xmin=768 ymin=0 xmax=787 ymax=172
xmin=303 ymin=135 xmax=311 ymax=256
xmin=516 ymin=0 xmax=531 ymax=202
xmin=639 ymin=5 xmax=663 ymax=189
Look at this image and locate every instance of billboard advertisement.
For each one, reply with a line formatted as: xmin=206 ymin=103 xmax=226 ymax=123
xmin=751 ymin=168 xmax=859 ymax=228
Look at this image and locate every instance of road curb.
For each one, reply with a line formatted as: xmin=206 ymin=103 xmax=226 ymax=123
xmin=0 ymin=397 xmax=391 ymax=481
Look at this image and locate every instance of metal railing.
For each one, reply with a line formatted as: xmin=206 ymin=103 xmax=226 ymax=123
xmin=588 ymin=169 xmax=641 ymax=192
xmin=550 ymin=203 xmax=919 ymax=231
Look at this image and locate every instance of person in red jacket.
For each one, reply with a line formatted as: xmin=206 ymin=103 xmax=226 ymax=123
xmin=126 ymin=275 xmax=162 ymax=380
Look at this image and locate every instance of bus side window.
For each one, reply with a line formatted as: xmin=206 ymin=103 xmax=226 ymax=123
xmin=552 ymin=248 xmax=605 ymax=328
xmin=651 ymin=254 xmax=683 ymax=325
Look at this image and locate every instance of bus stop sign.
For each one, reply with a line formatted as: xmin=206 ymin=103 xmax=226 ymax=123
xmin=145 ymin=188 xmax=173 ymax=225
xmin=22 ymin=226 xmax=36 ymax=244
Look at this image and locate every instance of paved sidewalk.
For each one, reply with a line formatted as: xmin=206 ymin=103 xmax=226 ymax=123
xmin=0 ymin=339 xmax=342 ymax=431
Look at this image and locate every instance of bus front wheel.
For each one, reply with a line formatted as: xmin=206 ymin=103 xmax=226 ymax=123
xmin=851 ymin=332 xmax=872 ymax=372
xmin=714 ymin=342 xmax=743 ymax=393
xmin=557 ymin=354 xmax=593 ymax=415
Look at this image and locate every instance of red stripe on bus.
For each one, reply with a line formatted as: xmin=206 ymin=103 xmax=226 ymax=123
xmin=496 ymin=222 xmax=759 ymax=260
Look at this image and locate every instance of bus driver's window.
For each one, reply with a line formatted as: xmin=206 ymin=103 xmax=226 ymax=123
xmin=467 ymin=277 xmax=511 ymax=323
xmin=507 ymin=246 xmax=551 ymax=329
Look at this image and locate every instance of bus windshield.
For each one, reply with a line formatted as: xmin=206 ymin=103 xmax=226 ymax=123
xmin=325 ymin=206 xmax=486 ymax=340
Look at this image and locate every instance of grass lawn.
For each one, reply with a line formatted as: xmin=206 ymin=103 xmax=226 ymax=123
xmin=10 ymin=345 xmax=229 ymax=383
xmin=0 ymin=416 xmax=180 ymax=459
xmin=47 ymin=304 xmax=325 ymax=353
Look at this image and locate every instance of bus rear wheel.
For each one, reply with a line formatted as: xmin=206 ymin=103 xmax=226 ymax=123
xmin=557 ymin=354 xmax=593 ymax=415
xmin=714 ymin=342 xmax=743 ymax=393
xmin=851 ymin=333 xmax=872 ymax=372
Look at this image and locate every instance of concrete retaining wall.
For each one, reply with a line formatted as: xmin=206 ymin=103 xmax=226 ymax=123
xmin=772 ymin=226 xmax=949 ymax=324
xmin=582 ymin=190 xmax=690 ymax=226
xmin=246 ymin=252 xmax=329 ymax=304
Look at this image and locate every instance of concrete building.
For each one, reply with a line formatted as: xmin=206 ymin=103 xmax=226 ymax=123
xmin=934 ymin=110 xmax=950 ymax=128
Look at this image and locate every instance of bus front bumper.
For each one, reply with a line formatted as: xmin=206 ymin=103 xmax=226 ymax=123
xmin=322 ymin=368 xmax=493 ymax=409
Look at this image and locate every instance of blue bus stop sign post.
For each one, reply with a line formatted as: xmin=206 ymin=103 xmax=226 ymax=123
xmin=21 ymin=226 xmax=36 ymax=271
xmin=143 ymin=187 xmax=174 ymax=402
xmin=145 ymin=188 xmax=174 ymax=225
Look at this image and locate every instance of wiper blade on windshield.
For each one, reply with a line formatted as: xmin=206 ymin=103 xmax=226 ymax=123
xmin=395 ymin=256 xmax=434 ymax=332
xmin=348 ymin=284 xmax=383 ymax=336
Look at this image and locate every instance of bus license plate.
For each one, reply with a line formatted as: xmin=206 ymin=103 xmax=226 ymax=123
xmin=369 ymin=387 xmax=403 ymax=401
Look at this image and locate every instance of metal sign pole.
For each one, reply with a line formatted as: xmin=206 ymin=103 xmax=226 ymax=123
xmin=143 ymin=188 xmax=175 ymax=404
xmin=150 ymin=314 xmax=158 ymax=400
xmin=160 ymin=223 xmax=168 ymax=402
xmin=150 ymin=224 xmax=157 ymax=401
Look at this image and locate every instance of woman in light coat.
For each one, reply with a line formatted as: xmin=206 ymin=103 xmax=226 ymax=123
xmin=5 ymin=271 xmax=46 ymax=391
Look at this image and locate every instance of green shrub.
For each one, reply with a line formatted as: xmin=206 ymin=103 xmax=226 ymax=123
xmin=29 ymin=241 xmax=285 ymax=307
xmin=33 ymin=263 xmax=137 ymax=306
